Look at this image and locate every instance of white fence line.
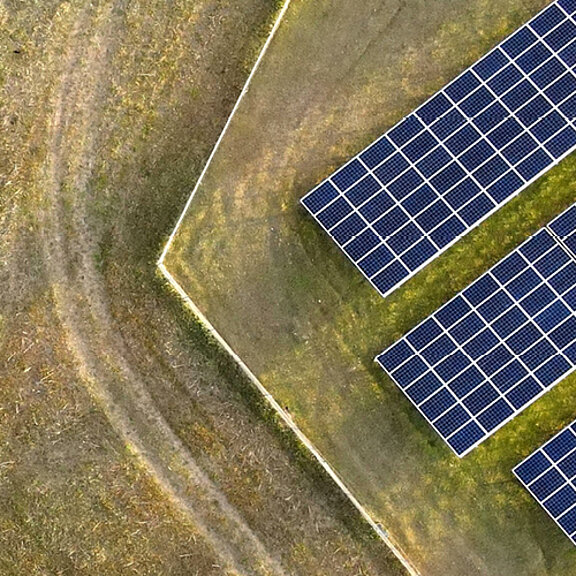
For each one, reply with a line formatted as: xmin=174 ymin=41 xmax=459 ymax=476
xmin=159 ymin=264 xmax=420 ymax=576
xmin=158 ymin=0 xmax=292 ymax=265
xmin=157 ymin=1 xmax=421 ymax=574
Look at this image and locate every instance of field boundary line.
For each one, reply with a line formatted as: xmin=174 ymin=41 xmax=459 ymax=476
xmin=157 ymin=1 xmax=421 ymax=574
xmin=158 ymin=0 xmax=292 ymax=265
xmin=159 ymin=263 xmax=420 ymax=576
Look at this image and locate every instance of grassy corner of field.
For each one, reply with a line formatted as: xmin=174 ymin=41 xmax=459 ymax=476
xmin=164 ymin=0 xmax=576 ymax=575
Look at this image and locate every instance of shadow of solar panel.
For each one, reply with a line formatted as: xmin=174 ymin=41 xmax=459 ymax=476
xmin=301 ymin=0 xmax=576 ymax=298
xmin=514 ymin=419 xmax=576 ymax=546
xmin=377 ymin=204 xmax=576 ymax=457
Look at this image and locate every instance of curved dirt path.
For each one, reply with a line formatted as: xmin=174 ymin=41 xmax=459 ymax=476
xmin=37 ymin=4 xmax=288 ymax=576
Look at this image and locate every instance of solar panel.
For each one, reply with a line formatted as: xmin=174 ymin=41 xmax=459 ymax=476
xmin=514 ymin=419 xmax=576 ymax=546
xmin=377 ymin=204 xmax=576 ymax=457
xmin=302 ymin=0 xmax=576 ymax=298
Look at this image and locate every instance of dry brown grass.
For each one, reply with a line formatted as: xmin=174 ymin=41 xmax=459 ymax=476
xmin=0 ymin=0 xmax=403 ymax=574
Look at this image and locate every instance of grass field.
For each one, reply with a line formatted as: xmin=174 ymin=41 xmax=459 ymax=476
xmin=164 ymin=0 xmax=576 ymax=574
xmin=0 ymin=1 xmax=405 ymax=574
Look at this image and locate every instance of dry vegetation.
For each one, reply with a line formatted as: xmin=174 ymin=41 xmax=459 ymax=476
xmin=0 ymin=1 xmax=404 ymax=574
xmin=165 ymin=0 xmax=576 ymax=574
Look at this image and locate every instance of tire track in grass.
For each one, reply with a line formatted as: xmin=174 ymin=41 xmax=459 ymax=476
xmin=38 ymin=4 xmax=288 ymax=575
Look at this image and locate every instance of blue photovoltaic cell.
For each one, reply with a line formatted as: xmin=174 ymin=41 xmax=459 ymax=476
xmin=376 ymin=204 xmax=576 ymax=457
xmin=301 ymin=0 xmax=576 ymax=298
xmin=514 ymin=419 xmax=576 ymax=546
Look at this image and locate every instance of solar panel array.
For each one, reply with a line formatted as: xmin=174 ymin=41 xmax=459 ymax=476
xmin=301 ymin=0 xmax=576 ymax=298
xmin=514 ymin=419 xmax=576 ymax=546
xmin=377 ymin=204 xmax=576 ymax=457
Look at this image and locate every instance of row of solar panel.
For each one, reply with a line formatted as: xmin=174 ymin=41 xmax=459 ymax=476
xmin=302 ymin=0 xmax=576 ymax=298
xmin=377 ymin=204 xmax=576 ymax=456
xmin=419 ymin=10 xmax=576 ymax=542
xmin=515 ymin=419 xmax=576 ymax=546
xmin=307 ymin=95 xmax=576 ymax=292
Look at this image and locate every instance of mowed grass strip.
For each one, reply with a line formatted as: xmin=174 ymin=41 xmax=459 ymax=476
xmin=165 ymin=0 xmax=576 ymax=574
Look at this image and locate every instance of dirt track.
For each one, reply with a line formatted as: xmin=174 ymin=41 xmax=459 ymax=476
xmin=39 ymin=6 xmax=287 ymax=575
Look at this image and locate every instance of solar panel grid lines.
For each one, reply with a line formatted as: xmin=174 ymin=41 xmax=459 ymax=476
xmin=514 ymin=419 xmax=576 ymax=546
xmin=377 ymin=203 xmax=576 ymax=457
xmin=301 ymin=0 xmax=576 ymax=298
xmin=549 ymin=203 xmax=576 ymax=259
